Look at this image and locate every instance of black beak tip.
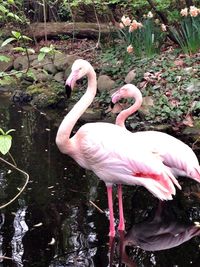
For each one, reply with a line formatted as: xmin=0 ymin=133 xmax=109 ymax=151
xmin=110 ymin=101 xmax=115 ymax=109
xmin=65 ymin=84 xmax=72 ymax=98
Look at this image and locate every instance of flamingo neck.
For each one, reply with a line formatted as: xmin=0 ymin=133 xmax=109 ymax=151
xmin=116 ymin=95 xmax=142 ymax=127
xmin=56 ymin=69 xmax=97 ymax=154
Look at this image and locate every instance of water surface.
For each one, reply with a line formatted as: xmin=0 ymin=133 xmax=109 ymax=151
xmin=0 ymin=93 xmax=200 ymax=267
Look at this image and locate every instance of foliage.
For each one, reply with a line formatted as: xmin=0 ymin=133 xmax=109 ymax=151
xmin=118 ymin=13 xmax=165 ymax=58
xmin=0 ymin=128 xmax=15 ymax=155
xmin=0 ymin=0 xmax=28 ymax=25
xmin=0 ymin=55 xmax=10 ymax=62
xmin=170 ymin=6 xmax=200 ymax=54
xmin=1 ymin=30 xmax=34 ymax=72
xmin=38 ymin=44 xmax=61 ymax=62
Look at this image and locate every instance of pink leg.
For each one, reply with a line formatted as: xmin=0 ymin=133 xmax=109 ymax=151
xmin=118 ymin=184 xmax=125 ymax=231
xmin=107 ymin=186 xmax=115 ymax=237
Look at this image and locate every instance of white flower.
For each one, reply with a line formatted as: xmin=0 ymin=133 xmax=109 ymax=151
xmin=189 ymin=6 xmax=199 ymax=17
xmin=119 ymin=22 xmax=125 ymax=29
xmin=121 ymin=15 xmax=131 ymax=27
xmin=180 ymin=7 xmax=188 ymax=16
xmin=147 ymin=11 xmax=153 ymax=18
xmin=161 ymin=24 xmax=167 ymax=32
xmin=127 ymin=45 xmax=133 ymax=53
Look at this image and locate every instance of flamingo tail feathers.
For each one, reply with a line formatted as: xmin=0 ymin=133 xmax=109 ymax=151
xmin=190 ymin=166 xmax=200 ymax=183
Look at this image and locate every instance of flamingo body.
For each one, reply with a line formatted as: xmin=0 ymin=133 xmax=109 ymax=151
xmin=132 ymin=130 xmax=200 ymax=181
xmin=111 ymin=84 xmax=200 ymax=183
xmin=56 ymin=60 xmax=181 ymax=237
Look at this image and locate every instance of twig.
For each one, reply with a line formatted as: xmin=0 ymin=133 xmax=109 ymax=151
xmin=42 ymin=0 xmax=48 ymax=42
xmin=92 ymin=0 xmax=101 ymax=48
xmin=8 ymin=152 xmax=17 ymax=166
xmin=89 ymin=200 xmax=104 ymax=213
xmin=0 ymin=256 xmax=13 ymax=260
xmin=0 ymin=157 xmax=29 ymax=209
xmin=67 ymin=0 xmax=75 ymax=44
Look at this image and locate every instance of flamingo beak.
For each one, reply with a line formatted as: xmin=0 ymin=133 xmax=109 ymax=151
xmin=65 ymin=70 xmax=79 ymax=98
xmin=111 ymin=89 xmax=121 ymax=104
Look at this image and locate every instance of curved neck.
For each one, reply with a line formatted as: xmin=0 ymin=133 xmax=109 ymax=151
xmin=56 ymin=69 xmax=97 ymax=153
xmin=116 ymin=94 xmax=142 ymax=128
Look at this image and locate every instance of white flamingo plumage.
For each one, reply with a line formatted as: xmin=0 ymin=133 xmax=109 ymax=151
xmin=111 ymin=84 xmax=200 ymax=183
xmin=56 ymin=59 xmax=181 ymax=237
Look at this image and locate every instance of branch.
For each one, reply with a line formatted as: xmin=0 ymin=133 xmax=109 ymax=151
xmin=92 ymin=0 xmax=101 ymax=48
xmin=0 ymin=157 xmax=29 ymax=209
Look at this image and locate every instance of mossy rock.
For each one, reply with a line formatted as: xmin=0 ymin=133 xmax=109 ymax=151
xmin=0 ymin=76 xmax=18 ymax=92
xmin=26 ymin=81 xmax=66 ymax=108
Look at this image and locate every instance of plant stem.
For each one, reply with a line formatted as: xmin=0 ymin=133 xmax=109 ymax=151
xmin=0 ymin=157 xmax=29 ymax=209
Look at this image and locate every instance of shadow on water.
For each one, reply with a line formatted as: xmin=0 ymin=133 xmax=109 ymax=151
xmin=0 ymin=93 xmax=200 ymax=267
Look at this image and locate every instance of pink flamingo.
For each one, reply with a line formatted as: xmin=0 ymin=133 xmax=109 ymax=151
xmin=111 ymin=84 xmax=200 ymax=182
xmin=56 ymin=59 xmax=181 ymax=237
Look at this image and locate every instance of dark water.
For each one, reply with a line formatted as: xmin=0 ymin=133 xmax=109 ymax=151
xmin=0 ymin=93 xmax=200 ymax=267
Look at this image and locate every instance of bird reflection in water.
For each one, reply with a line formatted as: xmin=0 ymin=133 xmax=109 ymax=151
xmin=108 ymin=201 xmax=200 ymax=267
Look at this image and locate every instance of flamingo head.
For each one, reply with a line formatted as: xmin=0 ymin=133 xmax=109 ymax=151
xmin=65 ymin=59 xmax=93 ymax=97
xmin=111 ymin=84 xmax=142 ymax=105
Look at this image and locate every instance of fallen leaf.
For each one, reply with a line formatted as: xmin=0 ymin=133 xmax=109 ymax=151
xmin=183 ymin=115 xmax=194 ymax=127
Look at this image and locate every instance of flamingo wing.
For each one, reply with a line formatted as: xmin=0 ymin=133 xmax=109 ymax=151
xmin=132 ymin=131 xmax=200 ymax=182
xmin=71 ymin=122 xmax=181 ymax=200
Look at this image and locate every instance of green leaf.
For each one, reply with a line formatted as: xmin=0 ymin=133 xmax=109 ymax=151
xmin=0 ymin=135 xmax=12 ymax=155
xmin=40 ymin=47 xmax=51 ymax=53
xmin=0 ymin=5 xmax=8 ymax=14
xmin=0 ymin=55 xmax=10 ymax=62
xmin=11 ymin=31 xmax=21 ymax=39
xmin=38 ymin=52 xmax=46 ymax=61
xmin=1 ymin=37 xmax=16 ymax=47
xmin=12 ymin=47 xmax=25 ymax=52
xmin=27 ymin=48 xmax=35 ymax=54
xmin=7 ymin=0 xmax=15 ymax=4
xmin=21 ymin=35 xmax=32 ymax=41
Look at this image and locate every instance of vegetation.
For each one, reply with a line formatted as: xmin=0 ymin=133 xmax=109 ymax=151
xmin=0 ymin=0 xmax=200 ymax=129
xmin=0 ymin=128 xmax=15 ymax=155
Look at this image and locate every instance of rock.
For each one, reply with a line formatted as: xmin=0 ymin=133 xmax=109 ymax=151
xmin=80 ymin=108 xmax=102 ymax=121
xmin=125 ymin=70 xmax=136 ymax=84
xmin=11 ymin=90 xmax=33 ymax=104
xmin=0 ymin=43 xmax=14 ymax=53
xmin=64 ymin=65 xmax=73 ymax=80
xmin=54 ymin=72 xmax=64 ymax=84
xmin=31 ymin=56 xmax=51 ymax=68
xmin=43 ymin=63 xmax=57 ymax=75
xmin=0 ymin=55 xmax=14 ymax=72
xmin=13 ymin=54 xmax=37 ymax=71
xmin=54 ymin=54 xmax=79 ymax=71
xmin=139 ymin=96 xmax=154 ymax=116
xmin=26 ymin=81 xmax=65 ymax=108
xmin=31 ymin=69 xmax=52 ymax=82
xmin=97 ymin=75 xmax=115 ymax=92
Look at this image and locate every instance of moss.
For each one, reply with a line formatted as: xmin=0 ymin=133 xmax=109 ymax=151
xmin=26 ymin=81 xmax=65 ymax=108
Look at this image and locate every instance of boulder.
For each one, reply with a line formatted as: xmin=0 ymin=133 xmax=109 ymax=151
xmin=139 ymin=96 xmax=154 ymax=116
xmin=13 ymin=54 xmax=37 ymax=71
xmin=125 ymin=70 xmax=136 ymax=84
xmin=97 ymin=75 xmax=115 ymax=92
xmin=54 ymin=72 xmax=64 ymax=84
xmin=0 ymin=55 xmax=14 ymax=72
xmin=43 ymin=63 xmax=57 ymax=75
xmin=54 ymin=54 xmax=79 ymax=71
